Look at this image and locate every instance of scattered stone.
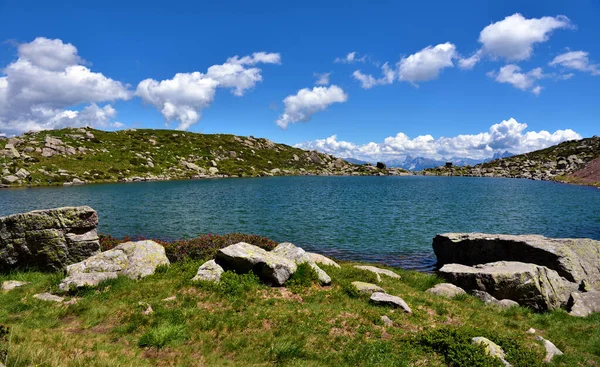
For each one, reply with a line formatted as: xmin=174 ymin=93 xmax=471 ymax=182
xmin=425 ymin=283 xmax=466 ymax=298
xmin=536 ymin=336 xmax=563 ymax=362
xmin=139 ymin=301 xmax=153 ymax=315
xmin=72 ymin=178 xmax=85 ymax=185
xmin=472 ymin=337 xmax=511 ymax=367
xmin=381 ymin=315 xmax=394 ymax=327
xmin=215 ymin=242 xmax=297 ymax=286
xmin=33 ymin=293 xmax=64 ymax=303
xmin=370 ymin=292 xmax=412 ymax=313
xmin=208 ymin=167 xmax=219 ymax=175
xmin=59 ymin=240 xmax=170 ymax=290
xmin=497 ymin=299 xmax=519 ymax=309
xmin=354 ymin=265 xmax=400 ymax=282
xmin=2 ymin=280 xmax=29 ymax=291
xmin=162 ymin=296 xmax=177 ymax=302
xmin=272 ymin=243 xmax=331 ymax=285
xmin=306 ymin=252 xmax=340 ymax=268
xmin=192 ymin=260 xmax=224 ymax=282
xmin=1 ymin=175 xmax=19 ymax=184
xmin=351 ymin=281 xmax=384 ymax=295
xmin=471 ymin=290 xmax=519 ymax=309
xmin=15 ymin=168 xmax=30 ymax=179
xmin=64 ymin=298 xmax=80 ymax=305
xmin=0 ymin=206 xmax=100 ymax=271
xmin=526 ymin=328 xmax=536 ymax=334
xmin=567 ymin=291 xmax=600 ymax=317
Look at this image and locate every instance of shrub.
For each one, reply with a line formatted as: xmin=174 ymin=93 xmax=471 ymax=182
xmin=217 ymin=271 xmax=261 ymax=297
xmin=285 ymin=263 xmax=319 ymax=293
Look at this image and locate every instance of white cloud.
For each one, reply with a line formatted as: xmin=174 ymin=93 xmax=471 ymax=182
xmin=398 ymin=42 xmax=457 ymax=84
xmin=479 ymin=13 xmax=572 ymax=61
xmin=352 ymin=62 xmax=395 ymax=89
xmin=458 ymin=50 xmax=483 ymax=70
xmin=549 ymin=51 xmax=600 ymax=75
xmin=314 ymin=72 xmax=331 ymax=86
xmin=335 ymin=52 xmax=367 ymax=64
xmin=488 ymin=64 xmax=545 ymax=94
xmin=296 ymin=118 xmax=580 ymax=161
xmin=0 ymin=37 xmax=131 ymax=135
xmin=276 ymin=85 xmax=348 ymax=129
xmin=136 ymin=52 xmax=280 ymax=130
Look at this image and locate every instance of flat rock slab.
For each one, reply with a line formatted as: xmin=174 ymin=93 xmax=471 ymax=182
xmin=567 ymin=291 xmax=600 ymax=317
xmin=59 ymin=240 xmax=169 ymax=290
xmin=306 ymin=252 xmax=340 ymax=268
xmin=433 ymin=233 xmax=600 ymax=288
xmin=352 ymin=281 xmax=384 ymax=295
xmin=370 ymin=292 xmax=411 ymax=313
xmin=0 ymin=206 xmax=100 ymax=271
xmin=439 ymin=261 xmax=577 ymax=311
xmin=426 ymin=283 xmax=466 ymax=298
xmin=2 ymin=280 xmax=29 ymax=291
xmin=192 ymin=260 xmax=224 ymax=282
xmin=354 ymin=265 xmax=400 ymax=282
xmin=216 ymin=242 xmax=297 ymax=286
xmin=273 ymin=243 xmax=331 ymax=285
xmin=33 ymin=293 xmax=64 ymax=303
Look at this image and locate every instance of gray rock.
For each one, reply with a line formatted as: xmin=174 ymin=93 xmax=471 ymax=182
xmin=381 ymin=315 xmax=394 ymax=326
xmin=208 ymin=167 xmax=219 ymax=175
xmin=138 ymin=301 xmax=154 ymax=315
xmin=426 ymin=283 xmax=467 ymax=298
xmin=351 ymin=281 xmax=384 ymax=295
xmin=1 ymin=175 xmax=19 ymax=184
xmin=15 ymin=168 xmax=30 ymax=179
xmin=536 ymin=336 xmax=563 ymax=362
xmin=354 ymin=265 xmax=400 ymax=282
xmin=472 ymin=337 xmax=511 ymax=366
xmin=215 ymin=242 xmax=297 ymax=286
xmin=59 ymin=240 xmax=170 ymax=290
xmin=2 ymin=280 xmax=29 ymax=291
xmin=0 ymin=206 xmax=100 ymax=271
xmin=192 ymin=260 xmax=224 ymax=282
xmin=72 ymin=178 xmax=85 ymax=185
xmin=471 ymin=290 xmax=519 ymax=309
xmin=370 ymin=292 xmax=412 ymax=313
xmin=306 ymin=252 xmax=340 ymax=268
xmin=497 ymin=299 xmax=520 ymax=309
xmin=567 ymin=291 xmax=600 ymax=317
xmin=439 ymin=262 xmax=577 ymax=311
xmin=33 ymin=293 xmax=64 ymax=302
xmin=272 ymin=243 xmax=331 ymax=285
xmin=1 ymin=144 xmax=20 ymax=158
xmin=433 ymin=233 xmax=600 ymax=288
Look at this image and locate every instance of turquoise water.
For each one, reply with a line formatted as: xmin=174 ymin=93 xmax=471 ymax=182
xmin=1 ymin=176 xmax=599 ymax=270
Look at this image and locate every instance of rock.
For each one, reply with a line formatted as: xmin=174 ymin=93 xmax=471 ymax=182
xmin=526 ymin=328 xmax=536 ymax=334
xmin=0 ymin=206 xmax=100 ymax=271
xmin=497 ymin=299 xmax=520 ymax=309
xmin=381 ymin=315 xmax=394 ymax=327
xmin=192 ymin=260 xmax=224 ymax=282
xmin=272 ymin=243 xmax=331 ymax=285
xmin=536 ymin=336 xmax=563 ymax=362
xmin=208 ymin=167 xmax=219 ymax=175
xmin=354 ymin=265 xmax=400 ymax=282
xmin=439 ymin=262 xmax=577 ymax=311
xmin=33 ymin=293 xmax=64 ymax=303
xmin=351 ymin=281 xmax=384 ymax=295
xmin=425 ymin=283 xmax=467 ymax=298
xmin=370 ymin=292 xmax=412 ymax=313
xmin=1 ymin=175 xmax=19 ymax=184
xmin=162 ymin=296 xmax=177 ymax=302
xmin=472 ymin=337 xmax=511 ymax=366
xmin=72 ymin=178 xmax=85 ymax=185
xmin=215 ymin=242 xmax=297 ymax=286
xmin=579 ymin=279 xmax=593 ymax=292
xmin=471 ymin=290 xmax=519 ymax=309
xmin=2 ymin=280 xmax=29 ymax=291
xmin=567 ymin=291 xmax=600 ymax=317
xmin=15 ymin=168 xmax=30 ymax=179
xmin=1 ymin=144 xmax=20 ymax=158
xmin=59 ymin=240 xmax=170 ymax=290
xmin=432 ymin=233 xmax=600 ymax=288
xmin=139 ymin=301 xmax=153 ymax=315
xmin=306 ymin=252 xmax=340 ymax=268
xmin=180 ymin=161 xmax=201 ymax=171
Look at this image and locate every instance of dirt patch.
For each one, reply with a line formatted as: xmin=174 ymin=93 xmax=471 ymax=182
xmin=569 ymin=157 xmax=600 ymax=184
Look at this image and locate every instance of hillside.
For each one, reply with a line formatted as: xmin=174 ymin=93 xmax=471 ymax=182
xmin=421 ymin=136 xmax=600 ymax=186
xmin=0 ymin=128 xmax=408 ymax=187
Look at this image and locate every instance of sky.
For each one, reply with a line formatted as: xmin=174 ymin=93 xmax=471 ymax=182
xmin=0 ymin=0 xmax=599 ymax=161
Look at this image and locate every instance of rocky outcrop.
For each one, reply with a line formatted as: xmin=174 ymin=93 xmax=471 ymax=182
xmin=215 ymin=242 xmax=297 ymax=286
xmin=439 ymin=262 xmax=577 ymax=311
xmin=0 ymin=206 xmax=100 ymax=271
xmin=567 ymin=291 xmax=600 ymax=317
xmin=272 ymin=243 xmax=331 ymax=285
xmin=59 ymin=240 xmax=170 ymax=290
xmin=433 ymin=233 xmax=600 ymax=288
xmin=192 ymin=260 xmax=224 ymax=282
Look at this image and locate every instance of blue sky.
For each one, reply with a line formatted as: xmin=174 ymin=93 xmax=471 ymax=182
xmin=0 ymin=0 xmax=598 ymax=160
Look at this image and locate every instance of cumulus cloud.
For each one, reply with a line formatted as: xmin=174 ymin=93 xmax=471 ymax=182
xmin=352 ymin=62 xmax=395 ymax=88
xmin=0 ymin=37 xmax=131 ymax=135
xmin=314 ymin=72 xmax=331 ymax=85
xmin=296 ymin=118 xmax=580 ymax=161
xmin=458 ymin=50 xmax=483 ymax=70
xmin=487 ymin=65 xmax=545 ymax=94
xmin=549 ymin=51 xmax=600 ymax=75
xmin=276 ymin=85 xmax=348 ymax=129
xmin=335 ymin=52 xmax=367 ymax=64
xmin=136 ymin=52 xmax=280 ymax=130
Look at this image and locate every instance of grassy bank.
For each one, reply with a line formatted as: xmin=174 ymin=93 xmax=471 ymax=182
xmin=0 ymin=236 xmax=599 ymax=366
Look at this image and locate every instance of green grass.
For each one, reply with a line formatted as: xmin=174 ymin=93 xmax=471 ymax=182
xmin=1 ymin=260 xmax=599 ymax=366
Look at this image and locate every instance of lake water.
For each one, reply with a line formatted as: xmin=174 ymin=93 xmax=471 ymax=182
xmin=1 ymin=176 xmax=599 ymax=271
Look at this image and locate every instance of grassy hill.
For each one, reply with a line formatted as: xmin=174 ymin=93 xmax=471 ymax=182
xmin=0 ymin=128 xmax=407 ymax=187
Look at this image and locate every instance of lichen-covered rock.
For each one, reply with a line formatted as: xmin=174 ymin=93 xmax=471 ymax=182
xmin=433 ymin=233 xmax=600 ymax=288
xmin=370 ymin=292 xmax=412 ymax=313
xmin=471 ymin=290 xmax=519 ymax=309
xmin=215 ymin=242 xmax=297 ymax=286
xmin=439 ymin=261 xmax=577 ymax=311
xmin=2 ymin=280 xmax=29 ymax=291
xmin=472 ymin=337 xmax=511 ymax=366
xmin=192 ymin=260 xmax=224 ymax=282
xmin=272 ymin=243 xmax=331 ymax=285
xmin=351 ymin=281 xmax=384 ymax=295
xmin=306 ymin=252 xmax=340 ymax=268
xmin=354 ymin=265 xmax=400 ymax=282
xmin=567 ymin=291 xmax=600 ymax=317
xmin=0 ymin=206 xmax=100 ymax=271
xmin=33 ymin=293 xmax=64 ymax=302
xmin=59 ymin=240 xmax=169 ymax=290
xmin=425 ymin=283 xmax=466 ymax=298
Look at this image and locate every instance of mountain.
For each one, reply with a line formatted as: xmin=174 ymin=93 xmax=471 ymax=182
xmin=385 ymin=151 xmax=515 ymax=171
xmin=0 ymin=128 xmax=409 ymax=187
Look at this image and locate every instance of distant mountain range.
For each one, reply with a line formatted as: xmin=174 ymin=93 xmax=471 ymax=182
xmin=344 ymin=151 xmax=514 ymax=171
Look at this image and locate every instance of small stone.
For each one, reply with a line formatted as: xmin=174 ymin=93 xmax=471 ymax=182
xmin=162 ymin=296 xmax=177 ymax=302
xmin=306 ymin=253 xmax=340 ymax=268
xmin=192 ymin=260 xmax=224 ymax=282
xmin=64 ymin=298 xmax=80 ymax=305
xmin=472 ymin=337 xmax=511 ymax=366
xmin=526 ymin=328 xmax=536 ymax=334
xmin=536 ymin=336 xmax=563 ymax=362
xmin=370 ymin=292 xmax=412 ymax=313
xmin=2 ymin=280 xmax=29 ymax=291
xmin=426 ymin=283 xmax=466 ymax=298
xmin=139 ymin=301 xmax=153 ymax=315
xmin=354 ymin=265 xmax=401 ymax=281
xmin=33 ymin=293 xmax=64 ymax=303
xmin=351 ymin=281 xmax=384 ymax=295
xmin=381 ymin=315 xmax=394 ymax=327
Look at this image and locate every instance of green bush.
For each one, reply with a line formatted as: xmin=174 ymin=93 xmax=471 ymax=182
xmin=285 ymin=263 xmax=319 ymax=292
xmin=138 ymin=324 xmax=188 ymax=349
xmin=217 ymin=271 xmax=261 ymax=297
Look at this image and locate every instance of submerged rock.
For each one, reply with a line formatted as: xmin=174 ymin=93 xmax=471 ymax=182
xmin=192 ymin=260 xmax=224 ymax=282
xmin=370 ymin=292 xmax=412 ymax=313
xmin=425 ymin=283 xmax=466 ymax=298
xmin=272 ymin=243 xmax=331 ymax=285
xmin=0 ymin=206 xmax=100 ymax=271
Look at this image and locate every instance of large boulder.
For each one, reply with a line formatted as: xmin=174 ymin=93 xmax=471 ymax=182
xmin=59 ymin=240 xmax=169 ymax=290
xmin=0 ymin=206 xmax=100 ymax=271
xmin=272 ymin=243 xmax=331 ymax=285
xmin=439 ymin=261 xmax=577 ymax=311
xmin=433 ymin=233 xmax=600 ymax=288
xmin=567 ymin=291 xmax=600 ymax=317
xmin=215 ymin=242 xmax=297 ymax=286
